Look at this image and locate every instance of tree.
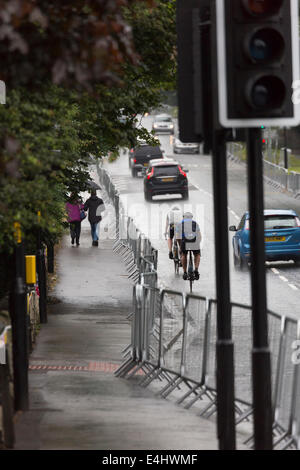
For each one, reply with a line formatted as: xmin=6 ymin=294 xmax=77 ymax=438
xmin=0 ymin=0 xmax=177 ymax=297
xmin=0 ymin=0 xmax=155 ymax=89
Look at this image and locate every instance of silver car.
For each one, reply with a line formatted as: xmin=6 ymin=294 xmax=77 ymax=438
xmin=173 ymin=138 xmax=200 ymax=154
xmin=152 ymin=114 xmax=174 ymax=134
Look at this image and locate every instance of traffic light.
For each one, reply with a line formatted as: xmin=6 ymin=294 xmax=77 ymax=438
xmin=215 ymin=0 xmax=300 ymax=128
xmin=177 ymin=0 xmax=212 ymax=148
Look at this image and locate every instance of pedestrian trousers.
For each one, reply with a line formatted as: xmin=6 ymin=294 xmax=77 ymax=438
xmin=90 ymin=222 xmax=100 ymax=241
xmin=70 ymin=221 xmax=81 ymax=242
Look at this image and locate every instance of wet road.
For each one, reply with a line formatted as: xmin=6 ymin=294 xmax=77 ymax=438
xmin=101 ymin=115 xmax=300 ymax=320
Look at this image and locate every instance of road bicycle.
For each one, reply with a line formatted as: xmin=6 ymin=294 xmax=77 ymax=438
xmin=164 ymin=232 xmax=181 ymax=275
xmin=186 ymin=250 xmax=195 ymax=293
xmin=172 ymin=238 xmax=181 ymax=275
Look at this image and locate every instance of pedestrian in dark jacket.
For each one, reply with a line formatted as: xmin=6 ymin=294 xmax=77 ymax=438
xmin=84 ymin=190 xmax=105 ymax=246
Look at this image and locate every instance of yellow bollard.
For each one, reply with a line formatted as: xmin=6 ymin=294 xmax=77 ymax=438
xmin=26 ymin=256 xmax=36 ymax=285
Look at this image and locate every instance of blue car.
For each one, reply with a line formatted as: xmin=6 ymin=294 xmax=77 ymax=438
xmin=229 ymin=209 xmax=300 ymax=269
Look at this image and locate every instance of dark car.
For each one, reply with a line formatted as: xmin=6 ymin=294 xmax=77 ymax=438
xmin=130 ymin=145 xmax=163 ymax=177
xmin=144 ymin=160 xmax=189 ymax=201
xmin=152 ymin=114 xmax=174 ymax=134
xmin=128 ymin=140 xmax=147 ymax=168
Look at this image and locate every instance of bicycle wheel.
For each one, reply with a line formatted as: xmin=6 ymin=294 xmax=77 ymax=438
xmin=174 ymin=259 xmax=178 ymax=274
xmin=173 ymin=242 xmax=180 ymax=275
xmin=188 ymin=251 xmax=194 ymax=293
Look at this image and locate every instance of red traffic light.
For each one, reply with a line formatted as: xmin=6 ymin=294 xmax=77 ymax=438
xmin=243 ymin=0 xmax=283 ymax=17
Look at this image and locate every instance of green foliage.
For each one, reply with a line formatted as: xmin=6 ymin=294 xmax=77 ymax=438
xmin=0 ymin=0 xmax=177 ymax=298
xmin=124 ymin=0 xmax=177 ymax=91
xmin=0 ymin=86 xmax=91 ymax=249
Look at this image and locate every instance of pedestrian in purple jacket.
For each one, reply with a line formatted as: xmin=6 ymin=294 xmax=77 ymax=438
xmin=65 ymin=193 xmax=85 ymax=246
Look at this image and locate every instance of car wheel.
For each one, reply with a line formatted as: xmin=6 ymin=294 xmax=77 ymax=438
xmin=233 ymin=251 xmax=239 ymax=269
xmin=239 ymin=252 xmax=248 ymax=270
xmin=182 ymin=190 xmax=189 ymax=200
xmin=144 ymin=191 xmax=152 ymax=202
xmin=294 ymin=259 xmax=300 ymax=267
xmin=131 ymin=168 xmax=137 ymax=177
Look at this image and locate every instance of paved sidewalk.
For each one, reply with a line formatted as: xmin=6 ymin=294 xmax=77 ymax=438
xmin=14 ymin=221 xmax=221 ymax=450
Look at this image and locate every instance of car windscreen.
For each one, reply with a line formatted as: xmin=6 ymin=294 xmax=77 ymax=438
xmin=264 ymin=215 xmax=299 ymax=229
xmin=155 ymin=116 xmax=172 ymax=122
xmin=134 ymin=146 xmax=162 ymax=157
xmin=154 ymin=166 xmax=179 ymax=176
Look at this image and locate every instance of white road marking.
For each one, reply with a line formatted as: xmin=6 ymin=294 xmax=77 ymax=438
xmin=279 ymin=276 xmax=289 ymax=283
xmin=271 ymin=268 xmax=280 ymax=275
xmin=289 ymin=284 xmax=298 ymax=291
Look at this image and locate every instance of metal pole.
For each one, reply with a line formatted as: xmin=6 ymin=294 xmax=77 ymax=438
xmin=47 ymin=242 xmax=54 ymax=274
xmin=36 ymin=246 xmax=47 ymax=324
xmin=10 ymin=242 xmax=29 ymax=411
xmin=283 ymin=128 xmax=288 ymax=170
xmin=212 ymin=129 xmax=236 ymax=450
xmin=36 ymin=223 xmax=47 ymax=324
xmin=246 ymin=128 xmax=273 ymax=450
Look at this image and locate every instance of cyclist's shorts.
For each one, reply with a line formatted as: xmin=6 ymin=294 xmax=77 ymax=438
xmin=168 ymin=224 xmax=175 ymax=239
xmin=181 ymin=249 xmax=201 ymax=256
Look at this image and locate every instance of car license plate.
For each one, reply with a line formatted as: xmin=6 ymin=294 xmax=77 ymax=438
xmin=162 ymin=177 xmax=174 ymax=182
xmin=143 ymin=163 xmax=148 ymax=167
xmin=265 ymin=236 xmax=286 ymax=242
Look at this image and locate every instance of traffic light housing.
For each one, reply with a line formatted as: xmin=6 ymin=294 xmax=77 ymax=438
xmin=215 ymin=0 xmax=300 ymax=128
xmin=177 ymin=0 xmax=212 ymax=150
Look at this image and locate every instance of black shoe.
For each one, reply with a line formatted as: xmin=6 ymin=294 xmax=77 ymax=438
xmin=169 ymin=251 xmax=174 ymax=260
xmin=183 ymin=272 xmax=188 ymax=281
xmin=194 ymin=270 xmax=199 ymax=280
xmin=71 ymin=238 xmax=75 ymax=245
xmin=95 ymin=241 xmax=98 ymax=247
xmin=92 ymin=241 xmax=96 ymax=246
xmin=76 ymin=241 xmax=80 ymax=246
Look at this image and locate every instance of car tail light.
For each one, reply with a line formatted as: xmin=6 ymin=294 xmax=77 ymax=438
xmin=134 ymin=159 xmax=137 ymax=163
xmin=245 ymin=220 xmax=250 ymax=230
xmin=147 ymin=168 xmax=154 ymax=180
xmin=179 ymin=166 xmax=187 ymax=177
xmin=130 ymin=148 xmax=134 ymax=153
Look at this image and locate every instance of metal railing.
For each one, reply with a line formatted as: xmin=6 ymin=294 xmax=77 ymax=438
xmin=97 ymin=164 xmax=158 ymax=286
xmin=228 ymin=142 xmax=300 ymax=196
xmin=98 ymin=160 xmax=300 ymax=449
xmin=116 ymin=282 xmax=300 ymax=450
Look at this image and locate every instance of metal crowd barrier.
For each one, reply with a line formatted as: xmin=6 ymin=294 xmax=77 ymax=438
xmin=97 ymin=160 xmax=300 ymax=449
xmin=263 ymin=160 xmax=289 ymax=190
xmin=227 ymin=142 xmax=300 ymax=196
xmin=116 ymin=282 xmax=300 ymax=450
xmin=97 ymin=164 xmax=158 ymax=286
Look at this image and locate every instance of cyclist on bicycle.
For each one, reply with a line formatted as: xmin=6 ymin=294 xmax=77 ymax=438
xmin=175 ymin=212 xmax=201 ymax=281
xmin=165 ymin=206 xmax=182 ymax=259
